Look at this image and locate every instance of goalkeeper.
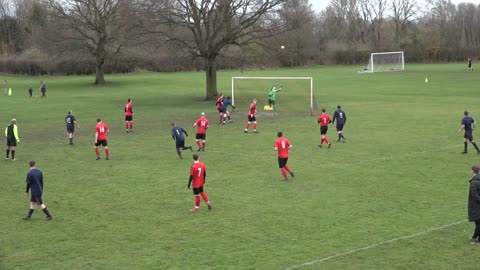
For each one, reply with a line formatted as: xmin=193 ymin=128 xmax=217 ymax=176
xmin=268 ymin=83 xmax=283 ymax=109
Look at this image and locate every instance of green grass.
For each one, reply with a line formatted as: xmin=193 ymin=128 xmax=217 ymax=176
xmin=1 ymin=64 xmax=479 ymax=269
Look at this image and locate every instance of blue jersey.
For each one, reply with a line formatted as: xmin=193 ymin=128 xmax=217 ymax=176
xmin=26 ymin=169 xmax=43 ymax=196
xmin=222 ymin=99 xmax=232 ymax=111
xmin=462 ymin=116 xmax=475 ymax=131
xmin=65 ymin=115 xmax=76 ymax=127
xmin=172 ymin=126 xmax=187 ymax=141
xmin=333 ymin=109 xmax=347 ymax=125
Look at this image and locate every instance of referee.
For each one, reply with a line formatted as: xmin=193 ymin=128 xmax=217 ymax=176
xmin=5 ymin=119 xmax=20 ymax=161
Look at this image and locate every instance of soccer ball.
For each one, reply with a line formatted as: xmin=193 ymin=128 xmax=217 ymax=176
xmin=280 ymin=45 xmax=285 ymax=49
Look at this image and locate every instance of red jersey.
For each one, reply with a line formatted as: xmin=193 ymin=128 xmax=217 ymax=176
xmin=125 ymin=102 xmax=133 ymax=116
xmin=274 ymin=137 xmax=291 ymax=158
xmin=194 ymin=117 xmax=209 ymax=134
xmin=190 ymin=161 xmax=207 ymax=188
xmin=318 ymin=114 xmax=331 ymax=127
xmin=216 ymin=97 xmax=223 ymax=109
xmin=95 ymin=123 xmax=109 ymax=140
xmin=248 ymin=102 xmax=256 ymax=116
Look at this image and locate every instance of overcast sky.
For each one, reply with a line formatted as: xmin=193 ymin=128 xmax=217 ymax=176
xmin=309 ymin=0 xmax=480 ymax=12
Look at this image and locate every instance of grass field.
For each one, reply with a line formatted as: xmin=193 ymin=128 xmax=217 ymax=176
xmin=1 ymin=63 xmax=479 ymax=270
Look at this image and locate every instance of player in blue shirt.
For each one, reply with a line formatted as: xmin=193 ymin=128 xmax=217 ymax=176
xmin=65 ymin=111 xmax=80 ymax=145
xmin=221 ymin=96 xmax=236 ymax=124
xmin=22 ymin=161 xmax=53 ymax=221
xmin=332 ymin=105 xmax=347 ymax=142
xmin=459 ymin=111 xmax=480 ymax=154
xmin=171 ymin=122 xmax=193 ymax=159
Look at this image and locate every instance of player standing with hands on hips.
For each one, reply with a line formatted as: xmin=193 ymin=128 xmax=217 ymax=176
xmin=459 ymin=111 xmax=480 ymax=154
xmin=125 ymin=99 xmax=134 ymax=133
xmin=274 ymin=132 xmax=294 ymax=180
xmin=94 ymin=118 xmax=110 ymax=160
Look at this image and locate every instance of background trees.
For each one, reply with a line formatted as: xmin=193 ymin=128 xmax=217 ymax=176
xmin=1 ymin=0 xmax=479 ymax=89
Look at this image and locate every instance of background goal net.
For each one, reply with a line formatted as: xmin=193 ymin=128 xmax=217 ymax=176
xmin=366 ymin=51 xmax=404 ymax=73
xmin=231 ymin=77 xmax=318 ymax=116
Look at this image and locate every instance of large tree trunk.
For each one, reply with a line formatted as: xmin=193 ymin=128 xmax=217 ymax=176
xmin=205 ymin=58 xmax=218 ymax=100
xmin=95 ymin=54 xmax=106 ymax=85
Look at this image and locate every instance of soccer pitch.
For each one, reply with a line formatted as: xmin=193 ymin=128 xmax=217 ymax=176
xmin=1 ymin=64 xmax=479 ymax=269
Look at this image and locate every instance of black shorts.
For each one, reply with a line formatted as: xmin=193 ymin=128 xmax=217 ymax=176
xmin=465 ymin=130 xmax=474 ymax=141
xmin=320 ymin=126 xmax=328 ymax=135
xmin=67 ymin=126 xmax=75 ymax=134
xmin=6 ymin=137 xmax=16 ymax=147
xmin=30 ymin=194 xmax=43 ymax=205
xmin=336 ymin=124 xmax=344 ymax=132
xmin=196 ymin=134 xmax=206 ymax=140
xmin=125 ymin=115 xmax=133 ymax=121
xmin=278 ymin=157 xmax=288 ymax=168
xmin=217 ymin=108 xmax=224 ymax=113
xmin=193 ymin=186 xmax=204 ymax=195
xmin=268 ymin=99 xmax=275 ymax=106
xmin=95 ymin=140 xmax=108 ymax=147
xmin=175 ymin=140 xmax=185 ymax=149
xmin=248 ymin=116 xmax=256 ymax=122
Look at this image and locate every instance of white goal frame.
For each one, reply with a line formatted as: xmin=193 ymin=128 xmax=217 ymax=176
xmin=367 ymin=51 xmax=404 ymax=73
xmin=231 ymin=77 xmax=315 ymax=114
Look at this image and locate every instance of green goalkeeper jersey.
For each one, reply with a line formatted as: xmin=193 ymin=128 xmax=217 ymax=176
xmin=268 ymin=87 xmax=282 ymax=101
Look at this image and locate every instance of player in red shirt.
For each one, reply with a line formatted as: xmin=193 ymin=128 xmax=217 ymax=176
xmin=318 ymin=108 xmax=332 ymax=148
xmin=244 ymin=98 xmax=258 ymax=133
xmin=125 ymin=99 xmax=134 ymax=133
xmin=215 ymin=94 xmax=224 ymax=124
xmin=94 ymin=118 xmax=110 ymax=160
xmin=193 ymin=112 xmax=209 ymax=151
xmin=188 ymin=154 xmax=212 ymax=212
xmin=274 ymin=131 xmax=294 ymax=180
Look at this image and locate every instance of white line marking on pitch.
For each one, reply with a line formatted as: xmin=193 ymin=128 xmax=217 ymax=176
xmin=283 ymin=220 xmax=466 ymax=270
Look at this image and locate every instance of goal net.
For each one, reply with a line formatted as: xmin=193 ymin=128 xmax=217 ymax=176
xmin=366 ymin=51 xmax=404 ymax=73
xmin=231 ymin=77 xmax=318 ymax=116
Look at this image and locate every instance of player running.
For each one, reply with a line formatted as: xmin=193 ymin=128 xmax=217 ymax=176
xmin=244 ymin=98 xmax=258 ymax=133
xmin=94 ymin=118 xmax=110 ymax=160
xmin=171 ymin=122 xmax=193 ymax=159
xmin=332 ymin=105 xmax=347 ymax=142
xmin=215 ymin=94 xmax=224 ymax=124
xmin=65 ymin=111 xmax=80 ymax=145
xmin=221 ymin=96 xmax=236 ymax=124
xmin=193 ymin=112 xmax=209 ymax=151
xmin=318 ymin=109 xmax=332 ymax=148
xmin=460 ymin=111 xmax=480 ymax=154
xmin=188 ymin=154 xmax=212 ymax=212
xmin=125 ymin=99 xmax=134 ymax=133
xmin=274 ymin=131 xmax=294 ymax=180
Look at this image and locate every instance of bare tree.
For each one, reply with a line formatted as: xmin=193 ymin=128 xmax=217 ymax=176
xmin=48 ymin=0 xmax=142 ymax=84
xmin=391 ymin=0 xmax=418 ymax=46
xmin=144 ymin=0 xmax=287 ymax=100
xmin=0 ymin=0 xmax=18 ymax=55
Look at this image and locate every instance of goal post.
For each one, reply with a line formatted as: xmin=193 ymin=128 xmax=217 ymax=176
xmin=366 ymin=51 xmax=404 ymax=73
xmin=231 ymin=77 xmax=318 ymax=116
